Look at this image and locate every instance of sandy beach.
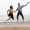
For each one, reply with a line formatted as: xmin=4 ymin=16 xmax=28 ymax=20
xmin=0 ymin=0 xmax=30 ymax=30
xmin=0 ymin=21 xmax=30 ymax=30
xmin=0 ymin=25 xmax=30 ymax=30
xmin=0 ymin=27 xmax=30 ymax=30
xmin=0 ymin=16 xmax=30 ymax=30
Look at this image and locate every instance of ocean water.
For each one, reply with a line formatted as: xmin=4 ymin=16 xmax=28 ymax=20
xmin=0 ymin=15 xmax=30 ymax=22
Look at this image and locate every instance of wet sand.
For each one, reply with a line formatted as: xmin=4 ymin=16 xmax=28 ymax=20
xmin=0 ymin=20 xmax=30 ymax=30
xmin=0 ymin=26 xmax=30 ymax=30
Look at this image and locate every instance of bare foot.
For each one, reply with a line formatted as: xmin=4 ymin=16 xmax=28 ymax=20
xmin=6 ymin=20 xmax=8 ymax=21
xmin=6 ymin=19 xmax=10 ymax=21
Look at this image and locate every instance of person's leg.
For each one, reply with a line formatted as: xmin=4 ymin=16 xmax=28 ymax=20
xmin=17 ymin=12 xmax=20 ymax=23
xmin=20 ymin=12 xmax=24 ymax=22
xmin=6 ymin=13 xmax=11 ymax=21
xmin=17 ymin=12 xmax=20 ymax=20
xmin=11 ymin=14 xmax=14 ymax=20
xmin=6 ymin=16 xmax=11 ymax=21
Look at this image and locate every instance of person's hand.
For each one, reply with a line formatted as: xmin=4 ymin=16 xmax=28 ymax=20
xmin=27 ymin=2 xmax=30 ymax=4
xmin=14 ymin=11 xmax=16 ymax=13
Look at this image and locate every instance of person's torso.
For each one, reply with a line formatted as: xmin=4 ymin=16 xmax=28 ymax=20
xmin=8 ymin=9 xmax=13 ymax=14
xmin=17 ymin=6 xmax=22 ymax=12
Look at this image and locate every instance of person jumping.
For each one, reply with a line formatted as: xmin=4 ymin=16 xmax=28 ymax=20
xmin=15 ymin=2 xmax=30 ymax=22
xmin=6 ymin=6 xmax=15 ymax=21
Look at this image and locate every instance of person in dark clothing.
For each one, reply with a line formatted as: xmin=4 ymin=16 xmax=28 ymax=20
xmin=15 ymin=2 xmax=30 ymax=22
xmin=6 ymin=6 xmax=15 ymax=21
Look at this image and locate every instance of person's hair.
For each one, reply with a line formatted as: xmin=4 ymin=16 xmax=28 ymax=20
xmin=18 ymin=3 xmax=20 ymax=4
xmin=10 ymin=6 xmax=13 ymax=9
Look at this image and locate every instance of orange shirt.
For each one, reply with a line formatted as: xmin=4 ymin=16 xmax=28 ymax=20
xmin=7 ymin=9 xmax=14 ymax=14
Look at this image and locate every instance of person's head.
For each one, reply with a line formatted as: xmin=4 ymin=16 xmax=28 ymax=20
xmin=10 ymin=6 xmax=13 ymax=9
xmin=18 ymin=3 xmax=20 ymax=6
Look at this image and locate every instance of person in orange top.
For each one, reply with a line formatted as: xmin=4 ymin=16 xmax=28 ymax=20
xmin=6 ymin=6 xmax=15 ymax=21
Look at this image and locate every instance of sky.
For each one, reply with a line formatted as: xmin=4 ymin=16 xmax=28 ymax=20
xmin=0 ymin=0 xmax=30 ymax=16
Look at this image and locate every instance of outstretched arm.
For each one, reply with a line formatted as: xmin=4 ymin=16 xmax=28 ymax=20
xmin=25 ymin=2 xmax=30 ymax=6
xmin=22 ymin=2 xmax=30 ymax=7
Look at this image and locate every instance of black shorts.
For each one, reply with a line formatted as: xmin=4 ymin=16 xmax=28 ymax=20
xmin=8 ymin=13 xmax=13 ymax=16
xmin=8 ymin=13 xmax=14 ymax=20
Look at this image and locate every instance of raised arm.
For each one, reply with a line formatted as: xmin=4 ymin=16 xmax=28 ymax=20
xmin=25 ymin=2 xmax=30 ymax=6
xmin=22 ymin=2 xmax=30 ymax=8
